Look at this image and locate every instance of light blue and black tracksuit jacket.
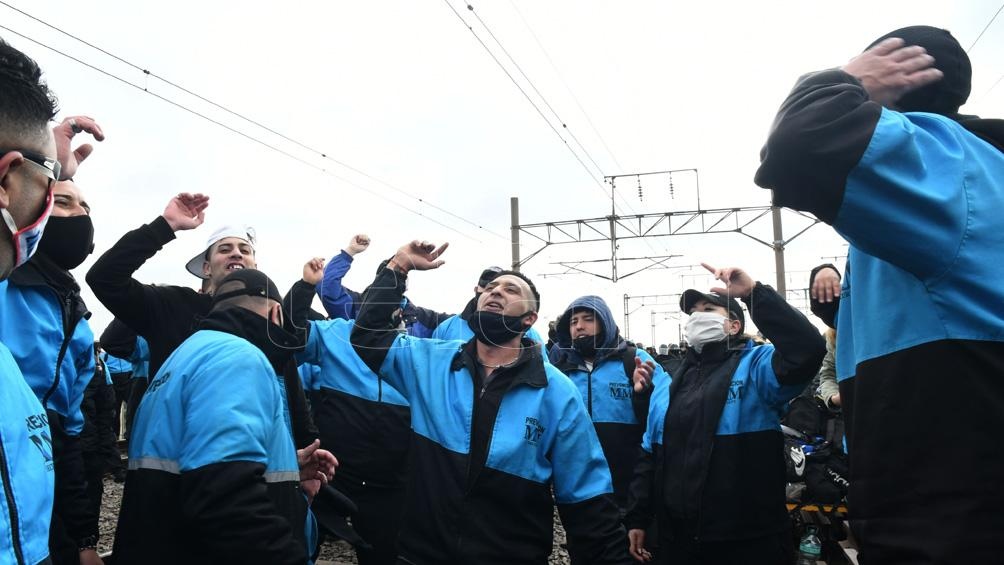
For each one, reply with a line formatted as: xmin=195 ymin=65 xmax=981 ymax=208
xmin=0 ymin=256 xmax=97 ymax=553
xmin=549 ymin=295 xmax=667 ymax=511
xmin=0 ymin=343 xmax=55 ymax=565
xmin=351 ymin=268 xmax=631 ymax=565
xmin=296 ymin=318 xmax=410 ymax=490
xmin=625 ymin=283 xmax=824 ymax=542
xmin=113 ymin=311 xmax=309 ymax=565
xmin=755 ymin=68 xmax=1004 ymax=560
xmin=318 ymin=250 xmax=449 ymax=337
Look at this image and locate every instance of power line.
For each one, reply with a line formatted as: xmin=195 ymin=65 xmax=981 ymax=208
xmin=507 ymin=0 xmax=626 ymax=173
xmin=464 ymin=3 xmax=607 ymax=180
xmin=0 ymin=0 xmax=508 ymax=242
xmin=441 ymin=0 xmax=614 ymax=208
xmin=968 ymin=1 xmax=1004 ymax=53
xmin=0 ymin=22 xmax=485 ymax=242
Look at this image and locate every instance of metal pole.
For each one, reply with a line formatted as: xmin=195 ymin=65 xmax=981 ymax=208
xmin=650 ymin=311 xmax=656 ymax=347
xmin=771 ymin=205 xmax=786 ymax=293
xmin=623 ymin=294 xmax=630 ymax=340
xmin=609 ymin=216 xmax=619 ymax=282
xmin=510 ymin=197 xmax=520 ymax=272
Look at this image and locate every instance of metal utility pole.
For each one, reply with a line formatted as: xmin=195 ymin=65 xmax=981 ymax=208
xmin=510 ymin=197 xmax=521 ymax=272
xmin=508 ymin=169 xmax=820 ymax=283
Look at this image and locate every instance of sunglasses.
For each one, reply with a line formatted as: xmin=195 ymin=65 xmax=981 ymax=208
xmin=1 ymin=149 xmax=61 ymax=190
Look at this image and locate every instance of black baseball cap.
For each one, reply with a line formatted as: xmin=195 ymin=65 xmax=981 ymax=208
xmin=212 ymin=269 xmax=282 ymax=305
xmin=477 ymin=266 xmax=504 ymax=288
xmin=680 ymin=289 xmax=745 ymax=333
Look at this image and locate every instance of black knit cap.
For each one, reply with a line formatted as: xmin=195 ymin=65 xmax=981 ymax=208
xmin=680 ymin=289 xmax=745 ymax=334
xmin=490 ymin=270 xmax=541 ymax=312
xmin=867 ymin=26 xmax=971 ymax=116
xmin=212 ymin=269 xmax=282 ymax=305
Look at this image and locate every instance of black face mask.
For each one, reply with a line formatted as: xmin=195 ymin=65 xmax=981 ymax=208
xmin=467 ymin=310 xmax=530 ymax=346
xmin=37 ymin=215 xmax=94 ymax=270
xmin=572 ymin=335 xmax=600 ymax=358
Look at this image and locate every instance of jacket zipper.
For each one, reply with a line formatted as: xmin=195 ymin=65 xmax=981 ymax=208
xmin=377 ymin=377 xmax=383 ymax=403
xmin=41 ymin=295 xmax=74 ymax=408
xmin=586 ymin=367 xmax=593 ymax=416
xmin=0 ymin=435 xmax=26 ymax=565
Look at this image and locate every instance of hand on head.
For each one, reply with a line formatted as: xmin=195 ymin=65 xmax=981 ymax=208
xmin=52 ymin=116 xmax=105 ymax=180
xmin=842 ymin=37 xmax=944 ymax=108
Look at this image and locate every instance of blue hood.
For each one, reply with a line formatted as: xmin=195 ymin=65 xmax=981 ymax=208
xmin=553 ymin=295 xmax=624 ymax=363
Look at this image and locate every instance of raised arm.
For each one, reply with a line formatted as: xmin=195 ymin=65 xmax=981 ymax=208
xmin=319 ymin=234 xmax=369 ymax=320
xmin=85 ymin=194 xmax=208 ymax=334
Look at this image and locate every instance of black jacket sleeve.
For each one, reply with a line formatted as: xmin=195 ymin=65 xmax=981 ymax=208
xmin=808 ymin=263 xmax=841 ymax=329
xmin=754 ymin=69 xmax=882 ymax=224
xmin=281 ymin=359 xmax=318 ymax=449
xmin=623 ymin=448 xmax=656 ymax=532
xmin=179 ymin=461 xmax=306 ymax=565
xmin=743 ymin=283 xmax=826 ymax=386
xmin=350 ymin=268 xmax=409 ymax=374
xmin=48 ymin=410 xmax=98 ymax=547
xmin=85 ymin=216 xmax=178 ymax=335
xmin=99 ymin=318 xmax=138 ymax=359
xmin=558 ymin=495 xmax=633 ymax=564
xmin=407 ymin=302 xmax=453 ymax=332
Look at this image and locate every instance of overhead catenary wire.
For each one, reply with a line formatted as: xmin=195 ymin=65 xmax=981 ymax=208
xmin=0 ymin=22 xmax=485 ymax=243
xmin=0 ymin=0 xmax=508 ymax=242
xmin=968 ymin=1 xmax=1004 ymax=53
xmin=507 ymin=0 xmax=626 ymax=173
xmin=441 ymin=0 xmax=615 ymax=209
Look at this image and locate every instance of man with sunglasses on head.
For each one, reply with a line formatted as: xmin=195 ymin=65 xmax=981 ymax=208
xmin=0 ymin=38 xmax=105 ymax=565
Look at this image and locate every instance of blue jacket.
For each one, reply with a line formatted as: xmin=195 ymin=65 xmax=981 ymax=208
xmin=297 ymin=319 xmax=410 ymax=488
xmin=0 ymin=279 xmax=94 ymax=436
xmin=318 ymin=250 xmax=449 ymax=337
xmin=129 ymin=336 xmax=150 ymax=381
xmin=755 ymin=68 xmax=1004 ymax=561
xmin=550 ymin=295 xmax=667 ymax=510
xmin=625 ymin=283 xmax=824 ymax=541
xmin=351 ymin=268 xmax=631 ymax=565
xmin=0 ymin=343 xmax=55 ymax=565
xmin=114 ymin=323 xmax=309 ymax=564
xmin=102 ymin=351 xmax=132 ymax=374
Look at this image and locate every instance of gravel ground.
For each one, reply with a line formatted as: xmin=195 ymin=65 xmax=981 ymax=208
xmin=98 ymin=476 xmax=572 ymax=564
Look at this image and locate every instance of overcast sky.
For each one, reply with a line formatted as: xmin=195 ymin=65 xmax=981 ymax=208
xmin=4 ymin=1 xmax=1001 ymax=344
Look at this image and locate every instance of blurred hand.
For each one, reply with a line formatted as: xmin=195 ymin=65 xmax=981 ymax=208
xmin=162 ymin=193 xmax=209 ymax=232
xmin=53 ymin=116 xmax=105 ymax=180
xmin=702 ymin=262 xmax=755 ymax=299
xmin=78 ymin=548 xmax=104 ymax=565
xmin=302 ymin=257 xmax=326 ymax=285
xmin=811 ymin=266 xmax=841 ymax=303
xmin=345 ymin=234 xmax=371 ymax=256
xmin=632 ymin=357 xmax=656 ymax=393
xmin=627 ymin=529 xmax=651 ymax=562
xmin=297 ymin=439 xmax=338 ymax=483
xmin=842 ymin=37 xmax=943 ymax=108
xmin=830 ymin=393 xmax=842 ymax=408
xmin=387 ymin=240 xmax=448 ymax=274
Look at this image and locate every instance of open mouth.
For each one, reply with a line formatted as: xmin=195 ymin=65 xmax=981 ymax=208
xmin=483 ymin=301 xmax=504 ymax=313
xmin=226 ymin=263 xmax=245 ymax=271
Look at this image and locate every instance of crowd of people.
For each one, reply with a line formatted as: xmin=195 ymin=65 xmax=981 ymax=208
xmin=1 ymin=22 xmax=1002 ymax=565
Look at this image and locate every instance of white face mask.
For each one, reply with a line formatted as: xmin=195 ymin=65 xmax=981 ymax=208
xmin=684 ymin=311 xmax=728 ymax=353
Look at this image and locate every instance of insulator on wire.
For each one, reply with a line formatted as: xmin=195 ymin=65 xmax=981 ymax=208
xmin=637 ymin=176 xmax=643 ymax=201
xmin=668 ymin=174 xmax=675 ymax=199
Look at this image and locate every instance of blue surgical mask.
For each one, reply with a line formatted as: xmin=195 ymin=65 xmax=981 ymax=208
xmin=2 ymin=187 xmax=54 ymax=268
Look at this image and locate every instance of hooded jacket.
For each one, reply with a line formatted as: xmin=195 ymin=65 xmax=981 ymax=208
xmin=550 ymin=295 xmax=666 ymax=510
xmin=0 ymin=252 xmax=98 ymax=554
xmin=113 ymin=308 xmax=309 ymax=565
xmin=754 ymin=26 xmax=1004 ymax=562
xmin=351 ymin=268 xmax=631 ymax=565
xmin=625 ymin=283 xmax=824 ymax=542
xmin=0 ymin=343 xmax=55 ymax=565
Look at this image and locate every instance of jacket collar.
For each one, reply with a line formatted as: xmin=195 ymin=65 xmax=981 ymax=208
xmin=451 ymin=337 xmax=547 ymax=389
xmin=10 ymin=252 xmax=78 ymax=294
